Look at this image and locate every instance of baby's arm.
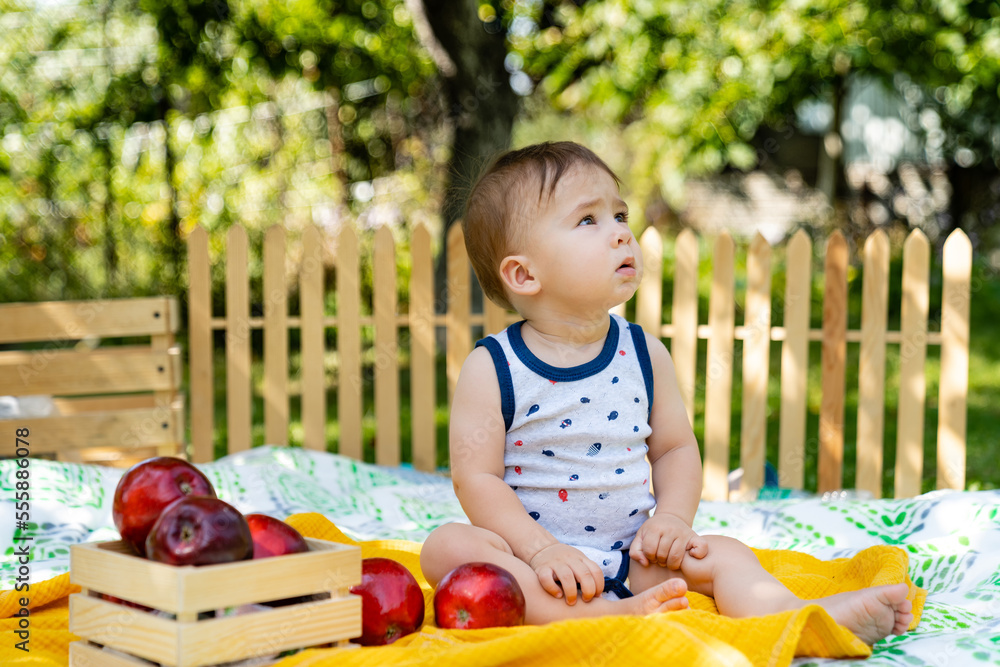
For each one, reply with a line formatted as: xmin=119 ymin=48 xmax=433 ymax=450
xmin=450 ymin=347 xmax=604 ymax=603
xmin=629 ymin=332 xmax=708 ymax=569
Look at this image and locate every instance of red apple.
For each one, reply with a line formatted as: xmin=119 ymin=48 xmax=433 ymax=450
xmin=145 ymin=496 xmax=253 ymax=566
xmin=433 ymin=562 xmax=525 ymax=630
xmin=245 ymin=513 xmax=309 ymax=559
xmin=349 ymin=557 xmax=425 ymax=646
xmin=113 ymin=457 xmax=216 ymax=556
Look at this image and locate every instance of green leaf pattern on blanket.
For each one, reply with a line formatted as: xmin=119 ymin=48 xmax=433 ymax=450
xmin=0 ymin=460 xmax=109 ymax=508
xmin=2 ymin=446 xmax=999 ymax=665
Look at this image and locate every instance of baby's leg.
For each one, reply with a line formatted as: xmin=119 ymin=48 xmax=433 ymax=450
xmin=420 ymin=523 xmax=689 ymax=625
xmin=628 ymin=535 xmax=913 ymax=645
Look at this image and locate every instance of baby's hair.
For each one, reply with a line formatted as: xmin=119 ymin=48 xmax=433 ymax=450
xmin=463 ymin=141 xmax=620 ymax=310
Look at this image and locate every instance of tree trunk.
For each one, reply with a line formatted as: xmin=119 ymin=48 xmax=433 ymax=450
xmin=101 ymin=0 xmax=119 ymax=297
xmin=161 ymin=95 xmax=182 ymax=299
xmin=325 ymin=89 xmax=349 ymax=203
xmin=411 ymin=0 xmax=520 ymax=304
xmin=816 ymin=74 xmax=847 ymax=212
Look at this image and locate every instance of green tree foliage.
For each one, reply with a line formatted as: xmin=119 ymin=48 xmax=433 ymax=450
xmin=0 ymin=0 xmax=441 ymax=305
xmin=513 ymin=0 xmax=1000 ymax=207
xmin=235 ymin=0 xmax=438 ymax=182
xmin=3 ymin=0 xmax=999 ymax=306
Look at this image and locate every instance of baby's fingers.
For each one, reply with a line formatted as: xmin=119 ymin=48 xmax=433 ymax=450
xmin=666 ymin=536 xmax=688 ymax=570
xmin=574 ymin=562 xmax=602 ymax=602
xmin=628 ymin=535 xmax=650 ymax=566
xmin=536 ymin=568 xmax=564 ymax=599
xmin=553 ymin=564 xmax=580 ymax=604
xmin=687 ymin=536 xmax=709 ymax=559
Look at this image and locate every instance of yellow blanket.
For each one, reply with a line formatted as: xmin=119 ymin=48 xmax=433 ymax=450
xmin=0 ymin=512 xmax=925 ymax=667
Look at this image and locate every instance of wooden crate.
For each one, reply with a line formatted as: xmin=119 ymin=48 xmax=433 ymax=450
xmin=68 ymin=537 xmax=361 ymax=667
xmin=0 ymin=296 xmax=185 ymax=467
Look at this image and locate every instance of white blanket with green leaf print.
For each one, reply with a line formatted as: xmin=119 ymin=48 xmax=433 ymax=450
xmin=2 ymin=445 xmax=998 ymax=665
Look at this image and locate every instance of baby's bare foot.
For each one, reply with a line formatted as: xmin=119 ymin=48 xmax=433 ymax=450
xmin=629 ymin=578 xmax=689 ymax=615
xmin=820 ymin=583 xmax=913 ymax=644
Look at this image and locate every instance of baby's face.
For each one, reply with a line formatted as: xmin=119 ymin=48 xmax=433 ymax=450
xmin=520 ymin=162 xmax=642 ymax=311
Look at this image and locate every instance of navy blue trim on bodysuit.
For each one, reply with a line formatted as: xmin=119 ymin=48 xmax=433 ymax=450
xmin=475 ymin=337 xmax=515 ymax=432
xmin=603 ymin=550 xmax=633 ymax=599
xmin=628 ymin=323 xmax=654 ymax=417
xmin=506 ymin=316 xmax=620 ymax=383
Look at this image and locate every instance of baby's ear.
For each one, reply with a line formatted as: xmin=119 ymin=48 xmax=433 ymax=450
xmin=499 ymin=255 xmax=540 ymax=297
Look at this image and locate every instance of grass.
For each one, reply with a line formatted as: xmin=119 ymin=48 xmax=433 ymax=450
xmin=186 ymin=246 xmax=1000 ymax=495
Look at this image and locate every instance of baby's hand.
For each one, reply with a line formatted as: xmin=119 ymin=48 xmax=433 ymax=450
xmin=629 ymin=513 xmax=708 ymax=570
xmin=528 ymin=543 xmax=604 ymax=604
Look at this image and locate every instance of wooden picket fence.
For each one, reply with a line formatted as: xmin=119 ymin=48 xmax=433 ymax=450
xmin=186 ymin=224 xmax=972 ymax=502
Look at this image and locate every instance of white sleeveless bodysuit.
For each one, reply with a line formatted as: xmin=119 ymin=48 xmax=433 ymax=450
xmin=476 ymin=314 xmax=656 ymax=594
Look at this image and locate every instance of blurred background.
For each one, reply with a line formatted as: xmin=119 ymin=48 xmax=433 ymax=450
xmin=3 ymin=0 xmax=1000 ymax=302
xmin=2 ymin=0 xmax=999 ymax=488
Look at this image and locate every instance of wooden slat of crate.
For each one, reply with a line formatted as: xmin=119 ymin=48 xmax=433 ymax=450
xmin=0 ymin=297 xmax=179 ymax=344
xmin=53 ymin=395 xmax=156 ymax=413
xmin=71 ymin=640 xmax=161 ymax=667
xmin=150 ymin=294 xmax=178 ymax=458
xmin=17 ymin=404 xmax=183 ymax=450
xmin=70 ymin=594 xmax=180 ymax=665
xmin=70 ymin=539 xmax=360 ymax=614
xmin=0 ymin=347 xmax=181 ymax=397
xmin=70 ymin=594 xmax=360 ymax=667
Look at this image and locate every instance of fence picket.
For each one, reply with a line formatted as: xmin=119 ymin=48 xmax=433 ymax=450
xmin=336 ymin=224 xmax=363 ymax=460
xmin=300 ymin=225 xmax=326 ymax=451
xmin=263 ymin=225 xmax=288 ymax=446
xmin=187 ymin=226 xmax=214 ymax=463
xmin=410 ymin=223 xmax=436 ymax=472
xmin=225 ymin=226 xmax=252 ymax=454
xmin=938 ymin=229 xmax=972 ymax=490
xmin=447 ymin=225 xmax=471 ymax=406
xmin=637 ymin=227 xmax=663 ymax=336
xmin=703 ymin=232 xmax=735 ymax=501
xmin=895 ymin=230 xmax=930 ymax=498
xmin=818 ymin=231 xmax=848 ymax=493
xmin=182 ymin=224 xmax=968 ymax=499
xmin=482 ymin=302 xmax=505 ymax=336
xmin=778 ymin=230 xmax=812 ymax=489
xmin=856 ymin=230 xmax=889 ymax=498
xmin=739 ymin=233 xmax=772 ymax=499
xmin=672 ymin=229 xmax=699 ymax=427
xmin=374 ymin=225 xmax=400 ymax=466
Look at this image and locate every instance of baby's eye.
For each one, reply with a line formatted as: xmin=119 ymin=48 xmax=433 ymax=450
xmin=615 ymin=211 xmax=629 ymax=224
xmin=577 ymin=216 xmax=596 ymax=226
